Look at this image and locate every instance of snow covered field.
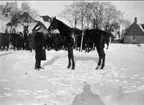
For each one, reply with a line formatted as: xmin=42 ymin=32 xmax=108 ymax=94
xmin=0 ymin=43 xmax=144 ymax=105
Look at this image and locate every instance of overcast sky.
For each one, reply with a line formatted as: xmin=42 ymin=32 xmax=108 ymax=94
xmin=1 ymin=1 xmax=144 ymax=24
xmin=29 ymin=1 xmax=144 ymax=24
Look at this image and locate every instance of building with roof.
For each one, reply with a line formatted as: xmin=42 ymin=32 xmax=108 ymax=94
xmin=124 ymin=17 xmax=144 ymax=43
xmin=32 ymin=21 xmax=49 ymax=35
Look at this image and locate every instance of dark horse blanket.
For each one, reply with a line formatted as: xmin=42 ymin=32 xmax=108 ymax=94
xmin=84 ymin=29 xmax=110 ymax=49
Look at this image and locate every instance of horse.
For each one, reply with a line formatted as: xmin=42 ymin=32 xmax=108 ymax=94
xmin=84 ymin=28 xmax=111 ymax=69
xmin=48 ymin=17 xmax=82 ymax=70
xmin=48 ymin=17 xmax=111 ymax=70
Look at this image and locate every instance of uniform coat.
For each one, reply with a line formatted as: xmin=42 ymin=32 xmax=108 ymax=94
xmin=28 ymin=33 xmax=34 ymax=50
xmin=34 ymin=32 xmax=46 ymax=60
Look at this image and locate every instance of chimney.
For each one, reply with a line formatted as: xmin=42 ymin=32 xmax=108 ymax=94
xmin=134 ymin=17 xmax=137 ymax=23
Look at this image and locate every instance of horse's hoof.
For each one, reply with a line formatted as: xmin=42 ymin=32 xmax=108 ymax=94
xmin=95 ymin=66 xmax=100 ymax=70
xmin=72 ymin=67 xmax=75 ymax=70
xmin=100 ymin=67 xmax=104 ymax=70
xmin=35 ymin=67 xmax=40 ymax=70
xmin=67 ymin=66 xmax=71 ymax=69
xmin=95 ymin=68 xmax=99 ymax=70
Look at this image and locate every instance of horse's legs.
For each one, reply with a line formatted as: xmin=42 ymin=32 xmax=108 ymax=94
xmin=67 ymin=46 xmax=71 ymax=69
xmin=98 ymin=35 xmax=106 ymax=70
xmin=100 ymin=49 xmax=105 ymax=69
xmin=107 ymin=43 xmax=109 ymax=49
xmin=6 ymin=42 xmax=9 ymax=51
xmin=96 ymin=57 xmax=102 ymax=70
xmin=67 ymin=46 xmax=75 ymax=70
xmin=95 ymin=46 xmax=102 ymax=70
xmin=70 ymin=46 xmax=75 ymax=70
xmin=13 ymin=45 xmax=16 ymax=51
xmin=106 ymin=35 xmax=110 ymax=49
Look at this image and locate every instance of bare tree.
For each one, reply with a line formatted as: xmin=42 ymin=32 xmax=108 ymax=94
xmin=0 ymin=2 xmax=18 ymax=18
xmin=58 ymin=2 xmax=81 ymax=28
xmin=83 ymin=2 xmax=93 ymax=28
xmin=20 ymin=2 xmax=38 ymax=19
xmin=77 ymin=1 xmax=86 ymax=29
xmin=0 ymin=5 xmax=4 ymax=14
xmin=120 ymin=19 xmax=131 ymax=30
xmin=0 ymin=1 xmax=39 ymax=34
xmin=0 ymin=2 xmax=20 ymax=32
xmin=91 ymin=2 xmax=103 ymax=29
xmin=60 ymin=1 xmax=129 ymax=33
xmin=119 ymin=19 xmax=131 ymax=38
xmin=96 ymin=2 xmax=123 ymax=32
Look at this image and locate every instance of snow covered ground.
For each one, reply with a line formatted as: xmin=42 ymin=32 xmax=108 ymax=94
xmin=0 ymin=43 xmax=144 ymax=105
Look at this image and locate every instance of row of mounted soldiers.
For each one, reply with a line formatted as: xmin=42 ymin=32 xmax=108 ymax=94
xmin=0 ymin=29 xmax=102 ymax=53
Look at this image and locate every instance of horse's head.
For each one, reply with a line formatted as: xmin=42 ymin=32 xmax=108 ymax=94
xmin=48 ymin=17 xmax=58 ymax=31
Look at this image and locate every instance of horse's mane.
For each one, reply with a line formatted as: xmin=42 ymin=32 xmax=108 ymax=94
xmin=55 ymin=19 xmax=82 ymax=38
xmin=56 ymin=19 xmax=71 ymax=30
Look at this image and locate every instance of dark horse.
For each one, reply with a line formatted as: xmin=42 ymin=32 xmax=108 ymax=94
xmin=84 ymin=29 xmax=110 ymax=69
xmin=48 ymin=17 xmax=111 ymax=70
xmin=48 ymin=17 xmax=80 ymax=70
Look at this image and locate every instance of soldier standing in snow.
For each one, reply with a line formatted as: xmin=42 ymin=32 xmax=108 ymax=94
xmin=34 ymin=32 xmax=46 ymax=70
